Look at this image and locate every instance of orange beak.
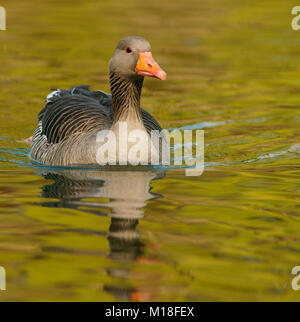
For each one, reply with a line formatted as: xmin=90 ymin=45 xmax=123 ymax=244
xmin=136 ymin=52 xmax=167 ymax=80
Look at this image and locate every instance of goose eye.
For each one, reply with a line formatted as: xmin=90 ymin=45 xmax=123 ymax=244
xmin=126 ymin=47 xmax=132 ymax=53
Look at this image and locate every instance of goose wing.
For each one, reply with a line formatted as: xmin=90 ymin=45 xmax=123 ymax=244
xmin=141 ymin=109 xmax=162 ymax=133
xmin=37 ymin=85 xmax=112 ymax=145
xmin=35 ymin=85 xmax=162 ymax=146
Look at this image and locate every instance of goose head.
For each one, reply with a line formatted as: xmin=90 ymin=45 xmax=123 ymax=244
xmin=109 ymin=36 xmax=167 ymax=81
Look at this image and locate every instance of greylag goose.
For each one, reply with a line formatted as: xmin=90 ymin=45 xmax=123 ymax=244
xmin=30 ymin=36 xmax=167 ymax=166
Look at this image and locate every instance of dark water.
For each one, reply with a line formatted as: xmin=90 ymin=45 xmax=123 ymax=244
xmin=1 ymin=0 xmax=300 ymax=301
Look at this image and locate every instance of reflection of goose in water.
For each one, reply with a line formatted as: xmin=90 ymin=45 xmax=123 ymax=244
xmin=36 ymin=168 xmax=164 ymax=301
